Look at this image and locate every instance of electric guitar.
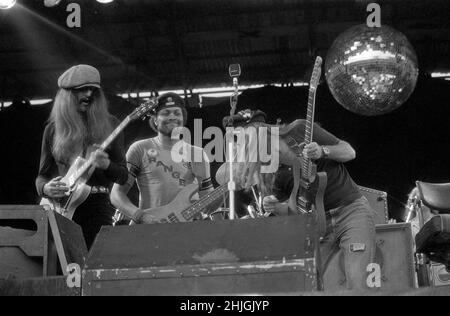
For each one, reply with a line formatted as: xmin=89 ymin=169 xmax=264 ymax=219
xmin=288 ymin=56 xmax=328 ymax=238
xmin=141 ymin=183 xmax=229 ymax=223
xmin=40 ymin=100 xmax=157 ymax=219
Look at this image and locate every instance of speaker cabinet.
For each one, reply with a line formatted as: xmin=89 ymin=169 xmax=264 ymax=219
xmin=430 ymin=262 xmax=450 ymax=287
xmin=358 ymin=186 xmax=388 ymax=224
xmin=0 ymin=205 xmax=87 ymax=281
xmin=323 ymin=223 xmax=416 ymax=293
xmin=0 ymin=206 xmax=56 ymax=279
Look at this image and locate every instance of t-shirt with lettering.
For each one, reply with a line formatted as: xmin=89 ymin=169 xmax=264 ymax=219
xmin=126 ymin=137 xmax=210 ymax=210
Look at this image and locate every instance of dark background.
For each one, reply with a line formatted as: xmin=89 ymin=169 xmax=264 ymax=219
xmin=1 ymin=75 xmax=449 ymax=221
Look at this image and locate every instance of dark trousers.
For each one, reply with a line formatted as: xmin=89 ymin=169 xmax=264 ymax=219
xmin=72 ymin=193 xmax=115 ymax=250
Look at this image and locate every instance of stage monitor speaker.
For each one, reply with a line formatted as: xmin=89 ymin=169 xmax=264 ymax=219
xmin=323 ymin=223 xmax=416 ymax=293
xmin=83 ymin=215 xmax=317 ymax=296
xmin=0 ymin=205 xmax=87 ymax=281
xmin=358 ymin=186 xmax=389 ymax=224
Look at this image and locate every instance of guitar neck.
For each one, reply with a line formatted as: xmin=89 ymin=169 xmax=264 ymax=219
xmin=99 ymin=117 xmax=130 ymax=151
xmin=302 ymin=86 xmax=317 ymax=180
xmin=72 ymin=116 xmax=131 ymax=182
xmin=182 ymin=183 xmax=229 ymax=219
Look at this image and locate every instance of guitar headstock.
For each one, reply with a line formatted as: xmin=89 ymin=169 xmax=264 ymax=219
xmin=309 ymin=56 xmax=323 ymax=90
xmin=129 ymin=98 xmax=158 ymax=121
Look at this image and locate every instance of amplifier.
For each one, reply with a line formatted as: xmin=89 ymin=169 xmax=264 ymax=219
xmin=323 ymin=223 xmax=416 ymax=293
xmin=430 ymin=263 xmax=450 ymax=287
xmin=0 ymin=205 xmax=87 ymax=280
xmin=358 ymin=186 xmax=389 ymax=224
xmin=83 ymin=215 xmax=317 ymax=296
xmin=0 ymin=205 xmax=56 ymax=279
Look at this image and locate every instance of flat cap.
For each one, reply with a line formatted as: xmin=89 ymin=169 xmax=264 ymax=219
xmin=58 ymin=64 xmax=101 ymax=89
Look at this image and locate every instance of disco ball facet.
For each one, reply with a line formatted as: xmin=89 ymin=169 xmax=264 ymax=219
xmin=325 ymin=24 xmax=419 ymax=116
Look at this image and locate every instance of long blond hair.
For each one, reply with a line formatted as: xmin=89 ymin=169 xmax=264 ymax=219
xmin=228 ymin=121 xmax=299 ymax=196
xmin=50 ymin=88 xmax=113 ymax=163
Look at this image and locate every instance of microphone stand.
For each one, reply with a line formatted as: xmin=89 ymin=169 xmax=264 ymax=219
xmin=227 ymin=64 xmax=241 ymax=220
xmin=228 ymin=141 xmax=236 ymax=220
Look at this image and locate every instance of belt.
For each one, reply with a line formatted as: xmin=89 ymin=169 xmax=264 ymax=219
xmin=90 ymin=186 xmax=109 ymax=194
xmin=325 ymin=196 xmax=367 ymax=218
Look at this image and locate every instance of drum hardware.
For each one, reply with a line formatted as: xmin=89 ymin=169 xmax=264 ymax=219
xmin=251 ymin=186 xmax=264 ymax=216
xmin=405 ymin=194 xmax=421 ymax=225
xmin=247 ymin=205 xmax=257 ymax=218
xmin=209 ymin=208 xmax=230 ymax=221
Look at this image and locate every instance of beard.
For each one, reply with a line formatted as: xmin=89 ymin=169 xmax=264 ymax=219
xmin=77 ymin=97 xmax=93 ymax=113
xmin=157 ymin=119 xmax=183 ymax=136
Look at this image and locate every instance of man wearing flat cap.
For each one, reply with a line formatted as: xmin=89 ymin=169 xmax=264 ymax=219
xmin=111 ymin=92 xmax=214 ymax=224
xmin=36 ymin=64 xmax=128 ymax=249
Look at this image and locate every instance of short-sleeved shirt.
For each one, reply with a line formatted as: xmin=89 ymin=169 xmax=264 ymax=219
xmin=126 ymin=137 xmax=210 ymax=210
xmin=274 ymin=119 xmax=362 ymax=211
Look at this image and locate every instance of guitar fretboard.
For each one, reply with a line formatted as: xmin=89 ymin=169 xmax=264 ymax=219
xmin=180 ymin=183 xmax=229 ymax=221
xmin=100 ymin=117 xmax=131 ymax=151
xmin=302 ymin=86 xmax=317 ymax=180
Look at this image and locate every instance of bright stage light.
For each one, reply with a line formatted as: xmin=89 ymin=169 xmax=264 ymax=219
xmin=0 ymin=0 xmax=16 ymax=10
xmin=96 ymin=0 xmax=114 ymax=3
xmin=431 ymin=72 xmax=450 ymax=78
xmin=44 ymin=0 xmax=62 ymax=7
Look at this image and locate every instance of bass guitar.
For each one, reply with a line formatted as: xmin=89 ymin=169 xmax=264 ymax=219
xmin=143 ymin=183 xmax=229 ymax=223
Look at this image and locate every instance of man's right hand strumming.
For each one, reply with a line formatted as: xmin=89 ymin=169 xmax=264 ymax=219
xmin=43 ymin=176 xmax=69 ymax=198
xmin=263 ymin=195 xmax=289 ymax=216
xmin=141 ymin=211 xmax=159 ymax=224
xmin=133 ymin=208 xmax=159 ymax=224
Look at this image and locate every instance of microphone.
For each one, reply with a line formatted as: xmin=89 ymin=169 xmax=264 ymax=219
xmin=229 ymin=64 xmax=241 ymax=78
xmin=228 ymin=64 xmax=241 ymax=117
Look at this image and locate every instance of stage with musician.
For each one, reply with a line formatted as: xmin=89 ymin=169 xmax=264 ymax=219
xmin=0 ymin=0 xmax=449 ymax=298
